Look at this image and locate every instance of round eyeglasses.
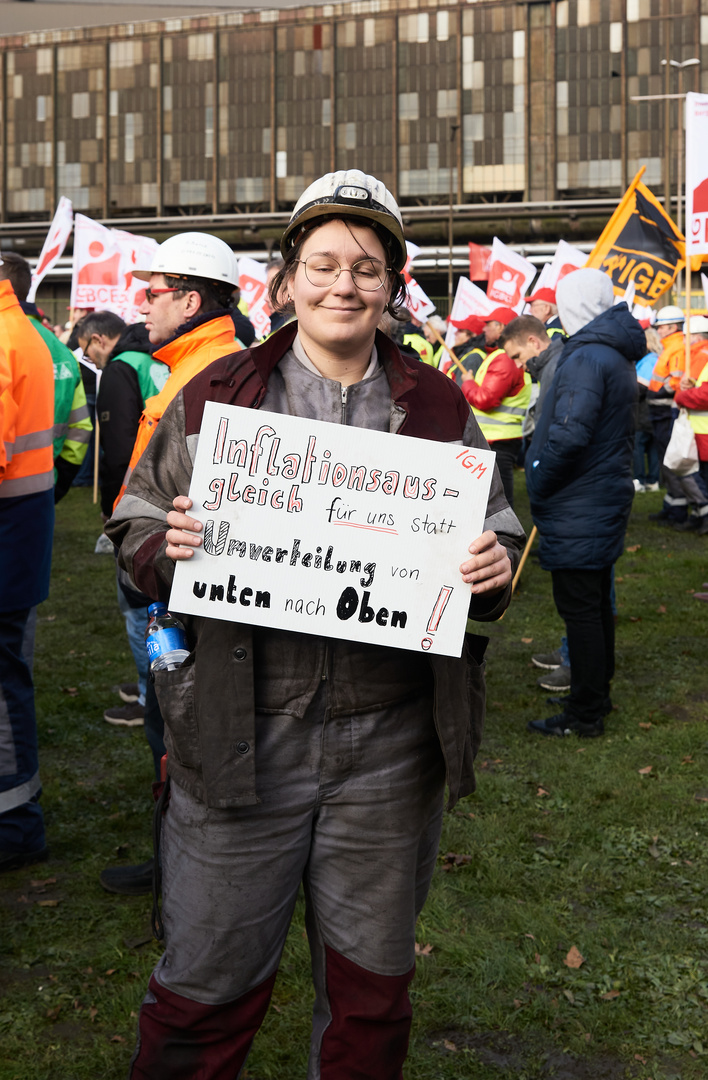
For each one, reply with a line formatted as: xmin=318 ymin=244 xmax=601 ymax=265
xmin=295 ymin=256 xmax=390 ymax=292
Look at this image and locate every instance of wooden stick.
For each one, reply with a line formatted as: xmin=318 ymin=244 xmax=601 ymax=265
xmin=511 ymin=525 xmax=537 ymax=596
xmin=423 ymin=320 xmax=467 ymax=376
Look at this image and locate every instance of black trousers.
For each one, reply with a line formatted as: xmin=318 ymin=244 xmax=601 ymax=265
xmin=490 ymin=437 xmax=521 ymax=509
xmin=551 ymin=566 xmax=614 ymax=725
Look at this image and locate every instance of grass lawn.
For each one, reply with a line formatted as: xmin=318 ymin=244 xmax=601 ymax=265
xmin=1 ymin=479 xmax=707 ymax=1080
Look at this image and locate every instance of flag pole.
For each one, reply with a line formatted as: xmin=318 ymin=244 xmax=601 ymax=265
xmin=424 ymin=320 xmax=467 ymax=376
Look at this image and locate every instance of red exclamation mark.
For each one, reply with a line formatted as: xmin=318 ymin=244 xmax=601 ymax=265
xmin=421 ymin=586 xmax=453 ymax=651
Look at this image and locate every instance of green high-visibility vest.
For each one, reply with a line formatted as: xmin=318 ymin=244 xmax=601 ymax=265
xmin=29 ymin=316 xmax=92 ymax=469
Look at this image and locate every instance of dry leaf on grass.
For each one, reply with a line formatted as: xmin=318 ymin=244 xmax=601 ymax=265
xmin=537 ymin=787 xmax=550 ymax=797
xmin=601 ymin=990 xmax=620 ymax=1000
xmin=415 ymin=942 xmax=433 ymax=956
xmin=37 ymin=899 xmax=60 ymax=908
xmin=657 ymin=605 xmax=667 ymax=614
xmin=443 ymin=1040 xmax=457 ymax=1052
xmin=110 ymin=1035 xmax=126 ymax=1044
xmin=626 ymin=544 xmax=641 ymax=553
xmin=638 ymin=722 xmax=652 ymax=730
xmin=629 ymin=616 xmax=642 ymax=623
xmin=638 ymin=765 xmax=653 ymax=775
xmin=521 ymin=637 xmax=533 ymax=644
xmin=564 ymin=946 xmax=584 ymax=969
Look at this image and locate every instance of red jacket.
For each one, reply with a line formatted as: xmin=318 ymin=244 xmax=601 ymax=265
xmin=460 ymin=349 xmax=525 ymax=411
xmin=675 ymin=379 xmax=708 ymax=461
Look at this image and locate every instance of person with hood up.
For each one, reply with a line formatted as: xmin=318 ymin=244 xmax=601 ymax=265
xmin=525 ymin=268 xmax=642 ymax=738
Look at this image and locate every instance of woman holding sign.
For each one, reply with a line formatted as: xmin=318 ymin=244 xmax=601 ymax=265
xmin=107 ymin=170 xmax=525 ymax=1079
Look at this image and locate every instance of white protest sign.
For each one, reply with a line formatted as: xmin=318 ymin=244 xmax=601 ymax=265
xmin=238 ymin=257 xmax=271 ymax=339
xmin=486 ymin=237 xmax=536 ymax=313
xmin=444 ymin=277 xmax=495 ymax=349
xmin=402 ymin=242 xmax=436 ymax=323
xmin=27 ymin=196 xmax=73 ymax=303
xmin=170 ymin=403 xmax=495 ymax=657
xmin=686 ymin=92 xmax=708 ymax=256
xmin=702 ymin=272 xmax=708 ymax=310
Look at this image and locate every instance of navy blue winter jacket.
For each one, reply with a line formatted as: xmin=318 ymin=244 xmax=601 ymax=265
xmin=525 ymin=303 xmax=643 ymax=571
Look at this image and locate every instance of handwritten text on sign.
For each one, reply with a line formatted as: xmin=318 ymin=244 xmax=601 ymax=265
xmin=170 ymin=403 xmax=495 ymax=656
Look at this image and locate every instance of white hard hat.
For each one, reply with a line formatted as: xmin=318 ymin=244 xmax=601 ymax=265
xmin=654 ymin=305 xmax=685 ymax=325
xmin=280 ymin=170 xmax=407 ymax=271
xmin=133 ymin=232 xmax=239 ymax=286
xmin=689 ymin=314 xmax=708 ymax=333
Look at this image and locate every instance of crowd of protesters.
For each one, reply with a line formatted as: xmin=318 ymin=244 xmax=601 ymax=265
xmin=1 ymin=168 xmax=706 ymax=1078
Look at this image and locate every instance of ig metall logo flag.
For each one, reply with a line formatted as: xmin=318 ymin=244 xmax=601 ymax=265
xmin=586 ymin=166 xmax=685 ymax=305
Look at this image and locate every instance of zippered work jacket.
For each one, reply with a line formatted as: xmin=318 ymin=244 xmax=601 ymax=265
xmin=0 ymin=280 xmax=55 ymax=611
xmin=116 ymin=311 xmax=239 ymax=506
xmin=106 ymin=323 xmax=525 ymax=811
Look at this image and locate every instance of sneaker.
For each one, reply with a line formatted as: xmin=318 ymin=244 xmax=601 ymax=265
xmin=633 ymin=479 xmax=646 ymax=493
xmin=0 ymin=847 xmax=49 ymax=873
xmin=100 ymin=858 xmax=154 ymax=896
xmin=697 ymin=518 xmax=708 ymax=536
xmin=536 ymin=665 xmax=571 ymax=691
xmin=118 ymin=682 xmax=140 ymax=704
xmin=648 ymin=510 xmax=677 ymax=523
xmin=103 ymin=702 xmax=144 ymax=727
xmin=673 ymin=518 xmax=699 ymax=532
xmin=531 ymin=649 xmax=563 ymax=670
xmin=527 ymin=713 xmax=604 ymax=737
xmin=645 ymin=482 xmax=660 ymax=492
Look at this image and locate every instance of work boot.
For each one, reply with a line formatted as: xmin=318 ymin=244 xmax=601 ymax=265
xmin=100 ymin=858 xmax=154 ymax=896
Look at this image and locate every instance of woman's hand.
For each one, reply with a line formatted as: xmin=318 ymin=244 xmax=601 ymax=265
xmin=165 ymin=496 xmax=203 ymax=561
xmin=459 ymin=530 xmax=512 ymax=594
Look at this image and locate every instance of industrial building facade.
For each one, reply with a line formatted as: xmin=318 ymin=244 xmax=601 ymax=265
xmin=0 ymin=0 xmax=706 ymax=224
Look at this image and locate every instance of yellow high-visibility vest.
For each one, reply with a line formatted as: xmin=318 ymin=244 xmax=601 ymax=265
xmin=686 ymin=359 xmax=708 ymax=437
xmin=471 ymin=348 xmax=532 ymax=442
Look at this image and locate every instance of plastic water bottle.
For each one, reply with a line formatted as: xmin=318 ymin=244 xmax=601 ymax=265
xmin=146 ymin=602 xmax=190 ymax=671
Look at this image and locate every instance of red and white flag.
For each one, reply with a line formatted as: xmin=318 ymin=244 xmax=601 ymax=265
xmin=468 ymin=243 xmax=492 ymax=281
xmin=238 ymin=257 xmax=271 ymax=340
xmin=444 ymin=277 xmax=496 ymax=349
xmin=71 ymin=215 xmax=158 ymax=323
xmin=546 ymin=239 xmax=586 ymax=288
xmin=486 ymin=238 xmax=536 ymax=313
xmin=27 ymin=196 xmax=74 ymax=303
xmin=686 ymin=92 xmax=708 ymax=256
xmin=402 ymin=242 xmax=436 ymax=323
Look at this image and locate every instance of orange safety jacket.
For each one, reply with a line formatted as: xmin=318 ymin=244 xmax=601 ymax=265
xmin=647 ymin=331 xmax=685 ymax=395
xmin=116 ymin=313 xmax=240 ymax=506
xmin=0 ymin=280 xmax=55 ymax=499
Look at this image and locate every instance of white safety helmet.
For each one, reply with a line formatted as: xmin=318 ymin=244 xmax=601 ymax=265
xmin=654 ymin=305 xmax=685 ymax=326
xmin=280 ymin=170 xmax=407 ymax=271
xmin=133 ymin=232 xmax=239 ymax=287
xmin=688 ymin=314 xmax=708 ymax=334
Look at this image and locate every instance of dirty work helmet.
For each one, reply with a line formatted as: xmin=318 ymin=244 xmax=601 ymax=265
xmin=654 ymin=305 xmax=685 ymax=326
xmin=133 ymin=232 xmax=239 ymax=287
xmin=280 ymin=171 xmax=407 ymax=271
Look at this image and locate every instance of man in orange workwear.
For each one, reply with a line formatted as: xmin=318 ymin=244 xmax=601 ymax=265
xmin=647 ymin=305 xmax=688 ymax=524
xmin=101 ymin=231 xmax=242 ymax=897
xmin=0 ymin=271 xmax=55 ymax=871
